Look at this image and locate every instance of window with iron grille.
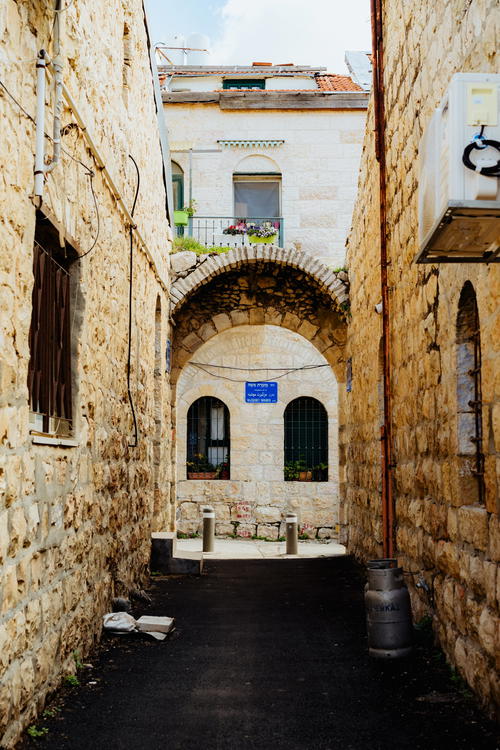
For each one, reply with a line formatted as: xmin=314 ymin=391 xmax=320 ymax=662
xmin=456 ymin=281 xmax=484 ymax=504
xmin=187 ymin=397 xmax=230 ymax=479
xmin=28 ymin=211 xmax=77 ymax=436
xmin=284 ymin=397 xmax=328 ymax=481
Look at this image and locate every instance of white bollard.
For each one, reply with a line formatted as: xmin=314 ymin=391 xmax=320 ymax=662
xmin=202 ymin=507 xmax=215 ymax=553
xmin=285 ymin=513 xmax=298 ymax=555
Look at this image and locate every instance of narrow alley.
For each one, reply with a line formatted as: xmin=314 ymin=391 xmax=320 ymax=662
xmin=22 ymin=556 xmax=497 ymax=750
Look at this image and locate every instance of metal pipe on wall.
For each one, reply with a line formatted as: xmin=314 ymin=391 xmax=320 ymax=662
xmin=34 ymin=50 xmax=47 ymax=197
xmin=45 ymin=0 xmax=64 ymax=174
xmin=370 ymin=0 xmax=395 ymax=558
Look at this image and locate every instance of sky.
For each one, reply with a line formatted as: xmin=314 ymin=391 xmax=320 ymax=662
xmin=145 ymin=0 xmax=372 ymax=75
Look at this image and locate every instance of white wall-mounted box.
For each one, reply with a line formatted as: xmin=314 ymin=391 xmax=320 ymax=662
xmin=416 ymin=73 xmax=500 ymax=263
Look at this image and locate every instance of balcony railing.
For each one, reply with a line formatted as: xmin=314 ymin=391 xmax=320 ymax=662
xmin=177 ymin=216 xmax=285 ymax=248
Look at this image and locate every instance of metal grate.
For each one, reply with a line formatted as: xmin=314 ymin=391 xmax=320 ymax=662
xmin=187 ymin=397 xmax=230 ymax=479
xmin=284 ymin=397 xmax=328 ymax=481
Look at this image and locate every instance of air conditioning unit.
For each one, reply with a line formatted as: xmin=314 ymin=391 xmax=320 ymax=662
xmin=417 ymin=73 xmax=500 ymax=263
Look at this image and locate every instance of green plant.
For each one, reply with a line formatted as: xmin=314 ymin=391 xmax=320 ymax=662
xmin=182 ymin=199 xmax=197 ymax=217
xmin=171 ymin=236 xmax=206 ymax=254
xmin=27 ymin=725 xmax=49 ymax=739
xmin=64 ymin=674 xmax=80 ymax=687
xmin=298 ymin=533 xmax=310 ymax=540
xmin=72 ymin=650 xmax=84 ymax=671
xmin=187 ymin=454 xmax=216 ymax=473
xmin=284 ymin=459 xmax=306 ymax=481
xmin=278 ymin=536 xmax=286 ymax=542
xmin=332 ymin=266 xmax=347 ymax=273
xmin=150 ymin=570 xmax=162 ymax=576
xmin=312 ymin=462 xmax=328 ymax=481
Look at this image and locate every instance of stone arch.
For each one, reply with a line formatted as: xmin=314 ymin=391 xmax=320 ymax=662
xmin=170 ymin=246 xmax=349 ymax=385
xmin=234 ymin=153 xmax=281 ymax=173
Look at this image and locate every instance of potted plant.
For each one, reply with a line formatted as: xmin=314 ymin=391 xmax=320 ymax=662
xmin=173 ymin=199 xmax=197 ymax=227
xmin=284 ymin=459 xmax=306 ymax=481
xmin=312 ymin=462 xmax=328 ymax=481
xmin=216 ymin=461 xmax=230 ymax=479
xmin=187 ymin=454 xmax=217 ymax=479
xmin=223 ymin=221 xmax=247 ymax=235
xmin=246 ymin=222 xmax=278 ymax=244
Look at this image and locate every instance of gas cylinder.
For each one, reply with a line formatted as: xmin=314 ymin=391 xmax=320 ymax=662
xmin=365 ymin=558 xmax=413 ymax=658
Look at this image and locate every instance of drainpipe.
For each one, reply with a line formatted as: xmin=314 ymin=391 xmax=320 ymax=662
xmin=34 ymin=50 xmax=47 ymax=197
xmin=370 ymin=0 xmax=395 ymax=557
xmin=45 ymin=0 xmax=63 ymax=175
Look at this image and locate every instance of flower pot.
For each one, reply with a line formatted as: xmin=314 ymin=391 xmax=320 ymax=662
xmin=248 ymin=234 xmax=277 ymax=244
xmin=174 ymin=210 xmax=189 ymax=226
xmin=298 ymin=471 xmax=313 ymax=481
xmin=187 ymin=471 xmax=217 ymax=480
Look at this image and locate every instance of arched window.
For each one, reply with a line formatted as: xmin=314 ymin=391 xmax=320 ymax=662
xmin=171 ymin=161 xmax=184 ymax=211
xmin=284 ymin=397 xmax=328 ymax=481
xmin=456 ymin=282 xmax=484 ymax=504
xmin=187 ymin=397 xmax=230 ymax=480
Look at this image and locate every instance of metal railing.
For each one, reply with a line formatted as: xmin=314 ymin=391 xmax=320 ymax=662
xmin=177 ymin=216 xmax=284 ymax=248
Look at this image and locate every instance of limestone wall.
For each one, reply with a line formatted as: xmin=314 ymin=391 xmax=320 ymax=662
xmin=166 ymin=104 xmax=366 ymax=267
xmin=0 ymin=1 xmax=171 ymax=745
xmin=175 ymin=326 xmax=339 ymax=539
xmin=342 ymin=0 xmax=499 ymax=715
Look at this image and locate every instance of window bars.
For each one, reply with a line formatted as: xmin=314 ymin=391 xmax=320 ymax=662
xmin=284 ymin=397 xmax=328 ymax=481
xmin=187 ymin=397 xmax=230 ymax=479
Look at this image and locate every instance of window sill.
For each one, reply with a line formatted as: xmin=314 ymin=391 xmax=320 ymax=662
xmin=30 ymin=432 xmax=79 ymax=448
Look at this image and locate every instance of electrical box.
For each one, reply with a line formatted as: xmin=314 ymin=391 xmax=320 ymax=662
xmin=417 ymin=73 xmax=500 ymax=263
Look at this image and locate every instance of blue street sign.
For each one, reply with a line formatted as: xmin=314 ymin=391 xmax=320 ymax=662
xmin=245 ymin=381 xmax=278 ymax=403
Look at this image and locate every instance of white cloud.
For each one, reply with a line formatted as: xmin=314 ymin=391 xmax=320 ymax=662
xmin=209 ymin=0 xmax=372 ymax=74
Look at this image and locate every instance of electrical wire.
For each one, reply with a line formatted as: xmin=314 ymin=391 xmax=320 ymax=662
xmin=188 ymin=362 xmax=330 ymax=383
xmin=75 ymin=171 xmax=101 ymax=260
xmin=127 ymin=154 xmax=140 ymax=448
xmin=0 ymin=76 xmax=104 ymax=260
xmin=0 ymin=77 xmax=93 ymax=172
xmin=190 ymin=362 xmax=330 ymax=371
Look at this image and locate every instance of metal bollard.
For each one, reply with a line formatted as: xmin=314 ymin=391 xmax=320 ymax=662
xmin=285 ymin=513 xmax=298 ymax=555
xmin=202 ymin=507 xmax=215 ymax=553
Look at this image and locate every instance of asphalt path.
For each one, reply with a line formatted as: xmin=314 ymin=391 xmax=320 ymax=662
xmin=22 ymin=556 xmax=498 ymax=750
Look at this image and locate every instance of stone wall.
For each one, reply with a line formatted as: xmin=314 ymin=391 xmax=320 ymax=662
xmin=175 ymin=325 xmax=339 ymax=540
xmin=342 ymin=0 xmax=499 ymax=716
xmin=166 ymin=104 xmax=366 ymax=267
xmin=0 ymin=1 xmax=171 ymax=745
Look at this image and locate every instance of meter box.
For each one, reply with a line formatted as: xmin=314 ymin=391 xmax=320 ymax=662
xmin=417 ymin=73 xmax=500 ymax=263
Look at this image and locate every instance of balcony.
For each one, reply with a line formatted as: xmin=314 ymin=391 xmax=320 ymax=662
xmin=176 ymin=216 xmax=285 ymax=249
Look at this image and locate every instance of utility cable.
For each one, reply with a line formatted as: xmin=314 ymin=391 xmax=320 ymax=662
xmin=189 ymin=362 xmax=330 ymax=371
xmin=0 ymin=76 xmax=104 ymax=260
xmin=188 ymin=362 xmax=330 ymax=383
xmin=127 ymin=154 xmax=140 ymax=448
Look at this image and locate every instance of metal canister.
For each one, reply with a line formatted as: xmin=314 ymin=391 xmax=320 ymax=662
xmin=365 ymin=558 xmax=413 ymax=658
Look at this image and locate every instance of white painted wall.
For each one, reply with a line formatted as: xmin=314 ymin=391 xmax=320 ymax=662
xmin=166 ymin=103 xmax=366 ymax=267
xmin=175 ymin=325 xmax=339 ymax=539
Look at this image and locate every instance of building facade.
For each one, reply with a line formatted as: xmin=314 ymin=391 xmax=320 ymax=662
xmin=162 ymin=60 xmax=366 ymax=537
xmin=342 ymin=0 xmax=499 ymax=716
xmin=0 ymin=1 xmax=171 ymax=745
xmin=161 ymin=62 xmax=368 ymax=267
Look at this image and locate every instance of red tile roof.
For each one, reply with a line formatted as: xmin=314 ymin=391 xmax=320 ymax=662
xmin=315 ymin=74 xmax=362 ymax=91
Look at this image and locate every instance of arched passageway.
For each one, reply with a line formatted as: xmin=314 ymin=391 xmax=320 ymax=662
xmin=169 ymin=246 xmax=349 ymax=538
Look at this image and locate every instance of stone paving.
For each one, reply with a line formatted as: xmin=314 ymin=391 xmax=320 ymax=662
xmin=176 ymin=537 xmax=346 ymax=559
